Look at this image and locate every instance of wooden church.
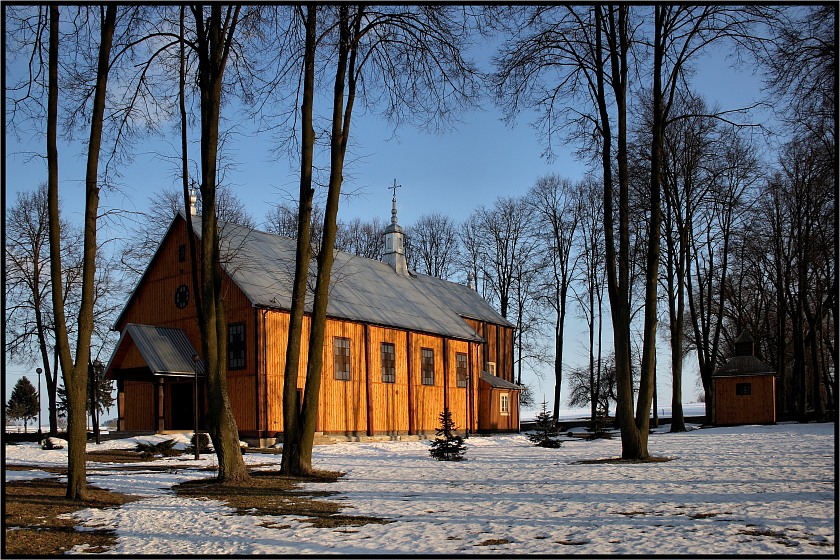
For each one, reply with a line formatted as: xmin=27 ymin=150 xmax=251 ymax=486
xmin=105 ymin=195 xmax=520 ymax=446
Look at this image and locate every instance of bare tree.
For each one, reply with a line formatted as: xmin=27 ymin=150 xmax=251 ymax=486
xmin=459 ymin=213 xmax=490 ymax=300
xmin=265 ymin=200 xmax=325 ymax=254
xmin=5 ymin=185 xmax=83 ymax=436
xmin=658 ymin=97 xmax=717 ymax=432
xmin=336 ymin=216 xmax=386 ymax=260
xmin=759 ymin=4 xmax=836 ymax=147
xmin=45 ymin=5 xmax=118 ymax=500
xmin=494 ymin=4 xmax=768 ymax=457
xmin=686 ymin=127 xmax=760 ymax=422
xmin=528 ymin=175 xmax=579 ymax=422
xmin=468 ymin=196 xmax=535 ymax=320
xmin=119 ymin=185 xmax=255 ymax=284
xmin=405 ymin=212 xmax=460 ymax=279
xmin=188 ymin=4 xmax=250 ymax=483
xmin=279 ymin=5 xmax=480 ymax=474
xmin=571 ymin=177 xmax=607 ymax=429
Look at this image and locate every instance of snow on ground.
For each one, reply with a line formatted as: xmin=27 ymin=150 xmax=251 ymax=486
xmin=4 ymin=422 xmax=835 ymax=555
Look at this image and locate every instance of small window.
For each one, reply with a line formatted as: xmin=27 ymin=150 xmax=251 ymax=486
xmin=381 ymin=343 xmax=396 ymax=383
xmin=421 ymin=348 xmax=435 ymax=385
xmin=735 ymin=383 xmax=752 ymax=396
xmin=178 ymin=244 xmax=187 ymax=262
xmin=486 ymin=362 xmax=496 ymax=376
xmin=334 ymin=337 xmax=351 ymax=380
xmin=500 ymin=393 xmax=510 ymax=415
xmin=228 ymin=322 xmax=246 ymax=370
xmin=456 ymin=353 xmax=468 ymax=388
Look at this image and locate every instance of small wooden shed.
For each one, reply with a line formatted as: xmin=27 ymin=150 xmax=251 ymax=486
xmin=712 ymin=332 xmax=777 ymax=426
xmin=477 ymin=371 xmax=520 ymax=433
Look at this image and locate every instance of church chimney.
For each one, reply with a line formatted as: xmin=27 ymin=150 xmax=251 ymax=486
xmin=383 ymin=180 xmax=409 ymax=276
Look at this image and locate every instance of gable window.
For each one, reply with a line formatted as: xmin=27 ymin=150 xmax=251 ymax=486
xmin=178 ymin=244 xmax=187 ymax=263
xmin=334 ymin=337 xmax=351 ymax=381
xmin=456 ymin=353 xmax=468 ymax=388
xmin=735 ymin=383 xmax=752 ymax=396
xmin=228 ymin=322 xmax=246 ymax=370
xmin=381 ymin=343 xmax=396 ymax=383
xmin=421 ymin=348 xmax=435 ymax=385
xmin=486 ymin=362 xmax=497 ymax=376
xmin=500 ymin=393 xmax=510 ymax=416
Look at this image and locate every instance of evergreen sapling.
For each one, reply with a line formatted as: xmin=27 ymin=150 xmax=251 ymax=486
xmin=429 ymin=408 xmax=467 ymax=461
xmin=528 ymin=401 xmax=563 ymax=448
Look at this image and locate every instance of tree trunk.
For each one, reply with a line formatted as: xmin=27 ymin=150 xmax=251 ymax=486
xmin=47 ymin=5 xmax=117 ymax=501
xmin=595 ymin=5 xmax=643 ymax=459
xmin=296 ymin=5 xmax=358 ymax=473
xmin=193 ymin=4 xmax=248 ymax=483
xmin=632 ymin=5 xmax=666 ymax=457
xmin=281 ymin=5 xmax=317 ymax=476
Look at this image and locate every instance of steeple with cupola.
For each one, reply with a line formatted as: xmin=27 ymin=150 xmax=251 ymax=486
xmin=383 ymin=179 xmax=409 ymax=276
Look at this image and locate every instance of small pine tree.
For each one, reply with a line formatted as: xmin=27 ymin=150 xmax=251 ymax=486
xmin=187 ymin=432 xmax=212 ymax=455
xmin=429 ymin=408 xmax=467 ymax=461
xmin=528 ymin=401 xmax=563 ymax=448
xmin=7 ymin=377 xmax=39 ymax=433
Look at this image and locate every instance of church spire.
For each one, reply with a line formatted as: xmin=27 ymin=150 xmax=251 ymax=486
xmin=383 ymin=179 xmax=409 ymax=276
xmin=390 ymin=178 xmax=400 ymax=225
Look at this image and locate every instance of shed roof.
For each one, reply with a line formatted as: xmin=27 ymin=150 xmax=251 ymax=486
xmin=197 ymin=215 xmax=509 ymax=342
xmin=105 ymin=323 xmax=204 ymax=379
xmin=480 ymin=371 xmax=521 ymax=390
xmin=712 ymin=355 xmax=776 ymax=377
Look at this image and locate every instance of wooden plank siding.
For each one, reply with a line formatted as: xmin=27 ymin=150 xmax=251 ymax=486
xmin=713 ymin=375 xmax=776 ymax=426
xmin=366 ymin=327 xmax=410 ymax=434
xmin=321 ymin=321 xmax=368 ymax=434
xmin=409 ymin=333 xmax=445 ymax=434
xmin=478 ymin=385 xmax=520 ymax=433
xmin=122 ymin=380 xmax=155 ymax=431
xmin=464 ymin=318 xmax=515 ymax=383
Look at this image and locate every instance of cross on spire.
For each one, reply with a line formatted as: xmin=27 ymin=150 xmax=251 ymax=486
xmin=389 ymin=179 xmax=402 ymax=225
xmin=389 ymin=179 xmax=401 ymax=202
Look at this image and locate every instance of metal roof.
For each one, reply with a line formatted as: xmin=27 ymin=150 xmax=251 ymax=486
xmin=106 ymin=324 xmax=205 ymax=378
xmin=480 ymin=371 xmax=521 ymax=390
xmin=712 ymin=355 xmax=776 ymax=377
xmin=200 ymin=217 xmax=510 ymax=342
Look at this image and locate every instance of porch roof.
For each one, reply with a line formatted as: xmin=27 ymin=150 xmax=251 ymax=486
xmin=480 ymin=371 xmax=521 ymax=390
xmin=105 ymin=324 xmax=205 ymax=380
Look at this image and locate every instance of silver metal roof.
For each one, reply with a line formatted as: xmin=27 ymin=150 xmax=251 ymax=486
xmin=712 ymin=355 xmax=776 ymax=377
xmin=204 ymin=217 xmax=510 ymax=342
xmin=480 ymin=371 xmax=521 ymax=390
xmin=106 ymin=323 xmax=205 ymax=378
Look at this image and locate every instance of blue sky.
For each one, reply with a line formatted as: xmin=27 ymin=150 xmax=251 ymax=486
xmin=4 ymin=12 xmax=779 ymax=420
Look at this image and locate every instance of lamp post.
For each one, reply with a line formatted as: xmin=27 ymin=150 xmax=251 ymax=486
xmin=36 ymin=367 xmax=42 ymax=436
xmin=192 ymin=353 xmax=200 ymax=460
xmin=92 ymin=360 xmax=103 ymax=445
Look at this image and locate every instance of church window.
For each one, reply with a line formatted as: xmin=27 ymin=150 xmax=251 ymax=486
xmin=421 ymin=348 xmax=435 ymax=385
xmin=456 ymin=353 xmax=468 ymax=387
xmin=381 ymin=343 xmax=396 ymax=383
xmin=334 ymin=337 xmax=351 ymax=380
xmin=228 ymin=323 xmax=246 ymax=370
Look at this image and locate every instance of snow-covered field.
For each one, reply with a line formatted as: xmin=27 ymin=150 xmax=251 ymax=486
xmin=4 ymin=422 xmax=835 ymax=555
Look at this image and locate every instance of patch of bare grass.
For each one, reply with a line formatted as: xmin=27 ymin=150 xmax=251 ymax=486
xmin=576 ymin=456 xmax=674 ymax=465
xmin=474 ymin=538 xmax=511 ymax=547
xmin=556 ymin=539 xmax=589 ymax=546
xmin=3 ymin=479 xmax=139 ymax=556
xmin=173 ymin=469 xmax=390 ymax=529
